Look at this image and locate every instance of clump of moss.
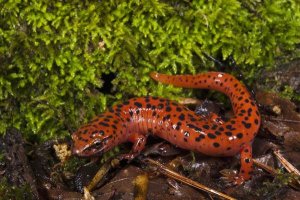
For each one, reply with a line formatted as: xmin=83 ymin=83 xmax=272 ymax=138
xmin=255 ymin=172 xmax=299 ymax=198
xmin=0 ymin=0 xmax=299 ymax=141
xmin=0 ymin=179 xmax=33 ymax=200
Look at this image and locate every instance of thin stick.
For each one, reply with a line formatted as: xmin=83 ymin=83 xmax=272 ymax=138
xmin=143 ymin=158 xmax=236 ymax=200
xmin=273 ymin=150 xmax=300 ymax=176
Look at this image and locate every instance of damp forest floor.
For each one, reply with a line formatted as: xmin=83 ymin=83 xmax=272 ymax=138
xmin=0 ymin=60 xmax=300 ymax=200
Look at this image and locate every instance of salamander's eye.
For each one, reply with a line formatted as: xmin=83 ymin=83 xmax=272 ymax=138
xmin=94 ymin=140 xmax=102 ymax=147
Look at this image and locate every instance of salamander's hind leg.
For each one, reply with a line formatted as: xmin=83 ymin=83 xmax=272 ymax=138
xmin=237 ymin=143 xmax=254 ymax=184
xmin=118 ymin=133 xmax=147 ymax=161
xmin=221 ymin=143 xmax=253 ymax=185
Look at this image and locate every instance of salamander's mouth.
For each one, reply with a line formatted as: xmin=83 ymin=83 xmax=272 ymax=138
xmin=72 ymin=136 xmax=112 ymax=157
xmin=72 ymin=145 xmax=105 ymax=157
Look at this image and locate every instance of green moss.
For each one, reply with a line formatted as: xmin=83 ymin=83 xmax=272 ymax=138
xmin=255 ymin=171 xmax=299 ymax=198
xmin=0 ymin=179 xmax=33 ymax=200
xmin=280 ymin=85 xmax=300 ymax=102
xmin=0 ymin=0 xmax=299 ymax=141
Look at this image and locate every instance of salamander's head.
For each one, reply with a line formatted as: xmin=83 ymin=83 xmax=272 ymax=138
xmin=71 ymin=123 xmax=114 ymax=157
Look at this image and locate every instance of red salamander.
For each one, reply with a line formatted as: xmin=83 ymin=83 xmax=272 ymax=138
xmin=72 ymin=72 xmax=261 ymax=184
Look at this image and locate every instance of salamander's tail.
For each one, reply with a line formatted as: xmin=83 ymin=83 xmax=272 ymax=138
xmin=150 ymin=71 xmax=261 ymax=133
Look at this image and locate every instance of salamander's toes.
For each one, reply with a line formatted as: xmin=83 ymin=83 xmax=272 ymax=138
xmin=220 ymin=169 xmax=245 ymax=186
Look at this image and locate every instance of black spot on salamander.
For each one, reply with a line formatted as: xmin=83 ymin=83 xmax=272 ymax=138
xmin=178 ymin=114 xmax=185 ymax=121
xmin=146 ymin=104 xmax=152 ymax=109
xmin=207 ymin=133 xmax=216 ymax=139
xmin=175 ymin=122 xmax=182 ymax=130
xmin=241 ymin=109 xmax=246 ymax=113
xmin=111 ymin=125 xmax=117 ymax=129
xmin=158 ymin=103 xmax=164 ymax=109
xmin=187 ymin=124 xmax=202 ymax=132
xmin=256 ymin=110 xmax=260 ymax=116
xmin=123 ymin=101 xmax=130 ymax=105
xmin=166 ymin=106 xmax=171 ymax=112
xmin=211 ymin=124 xmax=218 ymax=130
xmin=218 ymin=127 xmax=224 ymax=131
xmin=247 ymin=108 xmax=253 ymax=116
xmin=236 ymin=133 xmax=243 ymax=139
xmin=254 ymin=119 xmax=259 ymax=125
xmin=129 ymin=110 xmax=134 ymax=117
xmin=152 ymin=111 xmax=157 ymax=117
xmin=195 ymin=134 xmax=205 ymax=142
xmin=245 ymin=158 xmax=251 ymax=163
xmin=238 ymin=96 xmax=243 ymax=101
xmin=242 ymin=121 xmax=251 ymax=129
xmin=104 ymin=118 xmax=110 ymax=122
xmin=244 ymin=148 xmax=249 ymax=153
xmin=213 ymin=142 xmax=220 ymax=148
xmin=203 ymin=124 xmax=210 ymax=130
xmin=117 ymin=104 xmax=123 ymax=108
xmin=230 ymin=120 xmax=236 ymax=124
xmin=245 ymin=99 xmax=249 ymax=103
xmin=176 ymin=107 xmax=182 ymax=112
xmin=136 ymin=109 xmax=140 ymax=115
xmin=134 ymin=102 xmax=142 ymax=108
xmin=225 ymin=132 xmax=232 ymax=136
xmin=163 ymin=114 xmax=171 ymax=121
xmin=151 ymin=105 xmax=156 ymax=110
xmin=113 ymin=120 xmax=118 ymax=124
xmin=184 ymin=138 xmax=188 ymax=142
xmin=159 ymin=99 xmax=165 ymax=102
xmin=190 ymin=117 xmax=196 ymax=122
xmin=99 ymin=122 xmax=110 ymax=127
xmin=226 ymin=147 xmax=231 ymax=151
xmin=115 ymin=108 xmax=122 ymax=113
xmin=226 ymin=124 xmax=236 ymax=131
xmin=215 ymin=131 xmax=221 ymax=135
xmin=152 ymin=97 xmax=158 ymax=100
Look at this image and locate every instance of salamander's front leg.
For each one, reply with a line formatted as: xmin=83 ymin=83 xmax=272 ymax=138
xmin=118 ymin=133 xmax=147 ymax=161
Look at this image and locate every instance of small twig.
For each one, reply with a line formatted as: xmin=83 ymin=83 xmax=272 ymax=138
xmin=273 ymin=150 xmax=300 ymax=176
xmin=253 ymin=159 xmax=278 ymax=176
xmin=178 ymin=97 xmax=202 ymax=105
xmin=142 ymin=158 xmax=236 ymax=200
xmin=254 ymin=154 xmax=300 ymax=190
xmin=86 ymin=158 xmax=120 ymax=191
xmin=264 ymin=116 xmax=300 ymax=124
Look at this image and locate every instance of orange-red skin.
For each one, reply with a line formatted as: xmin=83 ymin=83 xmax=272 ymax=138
xmin=72 ymin=72 xmax=261 ymax=184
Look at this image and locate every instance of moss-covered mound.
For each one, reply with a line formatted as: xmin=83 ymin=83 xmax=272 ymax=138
xmin=0 ymin=0 xmax=299 ymax=141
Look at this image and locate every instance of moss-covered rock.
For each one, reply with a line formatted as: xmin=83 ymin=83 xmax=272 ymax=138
xmin=0 ymin=0 xmax=299 ymax=141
